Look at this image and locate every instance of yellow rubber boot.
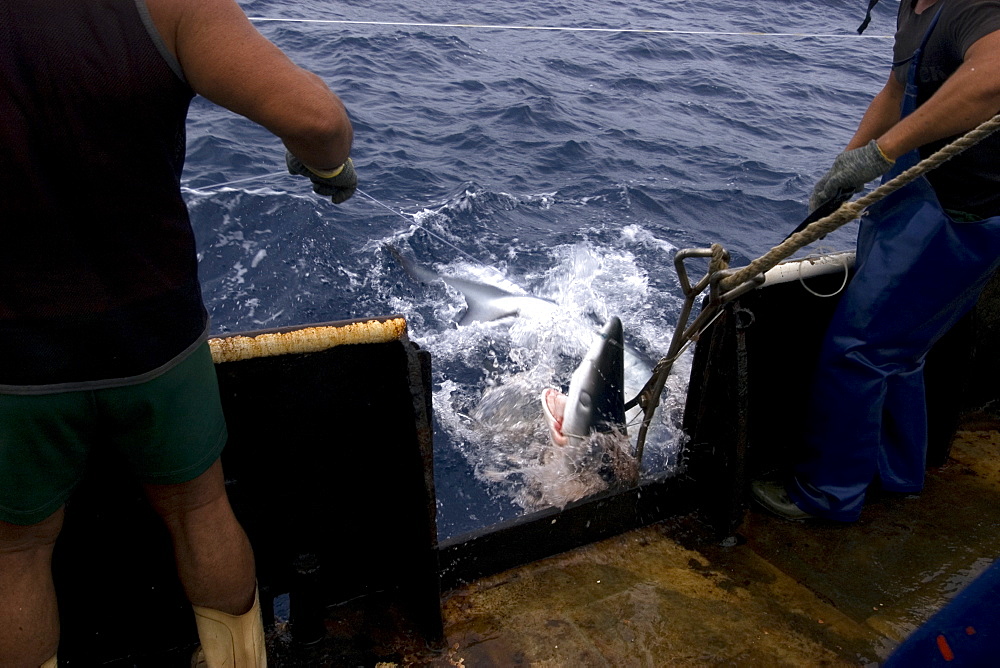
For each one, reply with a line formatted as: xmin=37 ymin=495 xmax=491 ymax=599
xmin=191 ymin=589 xmax=267 ymax=667
xmin=40 ymin=655 xmax=57 ymax=668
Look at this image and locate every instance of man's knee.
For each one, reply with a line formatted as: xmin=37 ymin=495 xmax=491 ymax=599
xmin=143 ymin=458 xmax=231 ymax=525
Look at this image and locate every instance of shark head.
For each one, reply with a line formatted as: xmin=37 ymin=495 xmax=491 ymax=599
xmin=539 ymin=315 xmax=636 ymax=492
xmin=554 ymin=316 xmax=628 ymax=448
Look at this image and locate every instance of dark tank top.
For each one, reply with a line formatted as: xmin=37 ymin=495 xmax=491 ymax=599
xmin=0 ymin=0 xmax=207 ymax=392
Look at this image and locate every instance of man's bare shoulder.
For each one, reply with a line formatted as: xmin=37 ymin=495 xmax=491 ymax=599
xmin=143 ymin=0 xmax=250 ymax=58
xmin=144 ymin=0 xmax=239 ymax=22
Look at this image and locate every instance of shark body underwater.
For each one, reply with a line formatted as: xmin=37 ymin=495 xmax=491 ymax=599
xmin=388 ymin=246 xmax=649 ymax=455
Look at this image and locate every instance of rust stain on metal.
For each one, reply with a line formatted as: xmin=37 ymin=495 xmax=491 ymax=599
xmin=209 ymin=318 xmax=408 ymax=363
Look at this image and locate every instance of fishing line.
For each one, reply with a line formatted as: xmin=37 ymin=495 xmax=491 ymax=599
xmin=190 ymin=172 xmax=674 ymax=355
xmin=184 ymin=170 xmax=286 ymax=191
xmin=355 ymin=188 xmax=486 ymax=266
xmin=183 ymin=171 xmax=484 ymax=265
xmin=247 ymin=17 xmax=893 ymax=40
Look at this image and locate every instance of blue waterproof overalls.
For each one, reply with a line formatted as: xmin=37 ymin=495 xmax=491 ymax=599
xmin=788 ymin=10 xmax=1000 ymax=522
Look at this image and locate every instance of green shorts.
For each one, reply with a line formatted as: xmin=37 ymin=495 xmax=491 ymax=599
xmin=0 ymin=343 xmax=227 ymax=525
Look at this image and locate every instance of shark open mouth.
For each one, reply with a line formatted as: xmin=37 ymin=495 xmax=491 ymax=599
xmin=541 ymin=387 xmax=568 ymax=446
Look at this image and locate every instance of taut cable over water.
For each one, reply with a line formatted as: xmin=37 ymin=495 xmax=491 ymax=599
xmin=246 ymin=16 xmax=894 ymax=41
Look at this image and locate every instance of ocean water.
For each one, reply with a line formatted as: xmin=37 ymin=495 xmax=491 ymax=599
xmin=182 ymin=0 xmax=897 ymax=539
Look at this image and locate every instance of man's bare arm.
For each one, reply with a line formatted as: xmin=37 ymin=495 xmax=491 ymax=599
xmin=845 ymin=73 xmax=904 ymax=151
xmin=147 ymin=0 xmax=352 ymax=171
xmin=877 ymin=30 xmax=1000 ymax=159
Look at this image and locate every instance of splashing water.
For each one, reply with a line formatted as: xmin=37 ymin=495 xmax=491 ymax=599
xmin=400 ymin=230 xmax=691 ymax=514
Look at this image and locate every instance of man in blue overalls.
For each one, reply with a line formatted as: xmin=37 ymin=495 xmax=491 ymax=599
xmin=753 ymin=0 xmax=1000 ymax=522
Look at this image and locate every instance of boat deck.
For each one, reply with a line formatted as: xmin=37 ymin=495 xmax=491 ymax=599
xmin=313 ymin=417 xmax=1000 ymax=667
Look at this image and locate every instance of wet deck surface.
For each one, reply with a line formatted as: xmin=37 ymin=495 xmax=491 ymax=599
xmin=269 ymin=421 xmax=1000 ymax=666
xmin=430 ymin=424 xmax=999 ymax=666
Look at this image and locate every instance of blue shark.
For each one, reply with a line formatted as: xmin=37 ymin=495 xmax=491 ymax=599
xmin=549 ymin=316 xmax=628 ymax=447
xmin=540 ymin=315 xmax=639 ymax=489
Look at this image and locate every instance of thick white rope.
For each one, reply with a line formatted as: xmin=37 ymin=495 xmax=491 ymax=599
xmin=719 ymin=112 xmax=1000 ymax=293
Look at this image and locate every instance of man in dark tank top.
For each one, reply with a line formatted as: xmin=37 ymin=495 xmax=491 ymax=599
xmin=0 ymin=0 xmax=356 ymax=665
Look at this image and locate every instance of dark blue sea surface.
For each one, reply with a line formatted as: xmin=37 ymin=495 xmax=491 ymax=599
xmin=183 ymin=1 xmax=898 ymax=539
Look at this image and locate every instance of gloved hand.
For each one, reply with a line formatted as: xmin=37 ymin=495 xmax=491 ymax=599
xmin=809 ymin=139 xmax=894 ymax=212
xmin=286 ymin=151 xmax=357 ymax=204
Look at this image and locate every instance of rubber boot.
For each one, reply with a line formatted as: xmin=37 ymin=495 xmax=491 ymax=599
xmin=191 ymin=589 xmax=266 ymax=667
xmin=40 ymin=655 xmax=57 ymax=668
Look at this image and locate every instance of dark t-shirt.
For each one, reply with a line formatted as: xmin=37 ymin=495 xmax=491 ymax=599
xmin=892 ymin=0 xmax=1000 ymax=217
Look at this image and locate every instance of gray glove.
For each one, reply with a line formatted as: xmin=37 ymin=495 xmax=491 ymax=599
xmin=286 ymin=152 xmax=357 ymax=204
xmin=809 ymin=140 xmax=894 ymax=212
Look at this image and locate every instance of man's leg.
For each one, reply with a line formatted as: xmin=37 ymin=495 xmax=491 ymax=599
xmin=143 ymin=458 xmax=255 ymax=614
xmin=0 ymin=508 xmax=64 ymax=667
